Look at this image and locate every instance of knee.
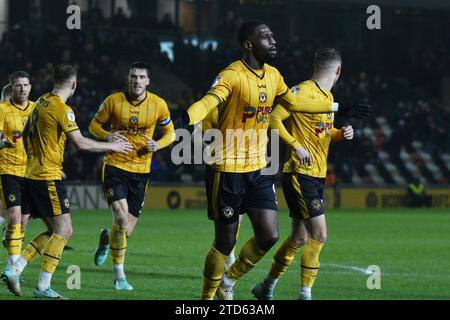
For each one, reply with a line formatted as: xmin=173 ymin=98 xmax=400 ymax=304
xmin=257 ymin=233 xmax=279 ymax=251
xmin=311 ymin=231 xmax=327 ymax=244
xmin=112 ymin=209 xmax=128 ymax=228
xmin=57 ymin=224 xmax=73 ymax=240
xmin=214 ymin=237 xmax=236 ymax=256
xmin=291 ymin=235 xmax=308 ymax=246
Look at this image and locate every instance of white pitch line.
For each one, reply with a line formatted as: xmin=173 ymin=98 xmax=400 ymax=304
xmin=321 ymin=263 xmax=375 ymax=275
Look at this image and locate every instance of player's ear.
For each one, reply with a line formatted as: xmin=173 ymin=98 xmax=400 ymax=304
xmin=336 ymin=65 xmax=341 ymax=77
xmin=243 ymin=40 xmax=252 ymax=51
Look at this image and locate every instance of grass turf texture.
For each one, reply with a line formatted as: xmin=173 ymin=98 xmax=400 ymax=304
xmin=1 ymin=208 xmax=449 ymax=300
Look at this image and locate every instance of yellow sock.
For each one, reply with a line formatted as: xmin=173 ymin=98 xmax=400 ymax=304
xmin=269 ymin=237 xmax=302 ymax=279
xmin=41 ymin=234 xmax=68 ymax=274
xmin=201 ymin=246 xmax=228 ymax=300
xmin=6 ymin=223 xmax=22 ymax=256
xmin=22 ymin=231 xmax=51 ymax=263
xmin=227 ymin=237 xmax=267 ymax=282
xmin=110 ymin=224 xmax=127 ymax=265
xmin=301 ymin=238 xmax=324 ymax=287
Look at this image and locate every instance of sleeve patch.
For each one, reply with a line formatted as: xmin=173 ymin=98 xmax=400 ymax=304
xmin=290 ymin=86 xmax=300 ymax=94
xmin=210 ymin=76 xmax=221 ymax=88
xmin=67 ymin=110 xmax=76 ymax=122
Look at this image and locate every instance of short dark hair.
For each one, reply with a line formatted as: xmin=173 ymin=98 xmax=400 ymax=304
xmin=314 ymin=48 xmax=342 ymax=71
xmin=9 ymin=71 xmax=30 ymax=86
xmin=128 ymin=61 xmax=150 ymax=77
xmin=52 ymin=64 xmax=77 ymax=85
xmin=237 ymin=20 xmax=265 ymax=46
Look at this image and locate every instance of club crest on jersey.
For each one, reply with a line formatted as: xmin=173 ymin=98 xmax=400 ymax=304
xmin=129 ymin=116 xmax=139 ymax=125
xmin=63 ymin=199 xmax=70 ymax=208
xmin=259 ymin=92 xmax=267 ymax=104
xmin=8 ymin=194 xmax=16 ymax=203
xmin=221 ymin=207 xmax=234 ymax=218
xmin=210 ymin=76 xmax=221 ymax=88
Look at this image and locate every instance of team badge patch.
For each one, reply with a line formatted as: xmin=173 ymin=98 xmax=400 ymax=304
xmin=210 ymin=76 xmax=221 ymax=88
xmin=67 ymin=110 xmax=76 ymax=122
xmin=259 ymin=92 xmax=267 ymax=104
xmin=311 ymin=199 xmax=322 ymax=211
xmin=290 ymin=86 xmax=300 ymax=94
xmin=130 ymin=116 xmax=139 ymax=125
xmin=221 ymin=207 xmax=234 ymax=218
xmin=8 ymin=194 xmax=16 ymax=203
xmin=63 ymin=199 xmax=70 ymax=208
xmin=107 ymin=188 xmax=114 ymax=198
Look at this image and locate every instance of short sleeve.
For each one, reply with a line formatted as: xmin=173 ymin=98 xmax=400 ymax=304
xmin=57 ymin=105 xmax=79 ymax=133
xmin=207 ymin=69 xmax=237 ymax=103
xmin=94 ymin=96 xmax=113 ymax=124
xmin=274 ymin=69 xmax=289 ymax=98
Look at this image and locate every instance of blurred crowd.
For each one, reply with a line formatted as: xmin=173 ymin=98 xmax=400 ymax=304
xmin=0 ymin=12 xmax=448 ymax=185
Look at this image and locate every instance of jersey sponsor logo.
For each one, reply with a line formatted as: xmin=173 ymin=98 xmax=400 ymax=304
xmin=315 ymin=122 xmax=333 ymax=137
xmin=12 ymin=130 xmax=23 ymax=143
xmin=242 ymin=106 xmax=256 ymax=123
xmin=67 ymin=110 xmax=76 ymax=122
xmin=221 ymin=207 xmax=234 ymax=218
xmin=259 ymin=92 xmax=267 ymax=104
xmin=242 ymin=106 xmax=272 ymax=123
xmin=210 ymin=76 xmax=221 ymax=88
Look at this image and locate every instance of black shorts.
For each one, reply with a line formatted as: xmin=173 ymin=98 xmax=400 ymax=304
xmin=206 ymin=168 xmax=277 ymax=224
xmin=102 ymin=165 xmax=149 ymax=218
xmin=0 ymin=174 xmax=29 ymax=214
xmin=282 ymin=173 xmax=325 ymax=220
xmin=25 ymin=179 xmax=70 ymax=219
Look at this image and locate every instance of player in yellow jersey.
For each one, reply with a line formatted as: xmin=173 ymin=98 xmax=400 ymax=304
xmin=185 ymin=21 xmax=371 ymax=300
xmin=3 ymin=64 xmax=132 ymax=299
xmin=253 ymin=48 xmax=358 ymax=300
xmin=0 ymin=84 xmax=12 ymax=244
xmin=0 ymin=72 xmax=34 ymax=274
xmin=89 ymin=62 xmax=175 ymax=290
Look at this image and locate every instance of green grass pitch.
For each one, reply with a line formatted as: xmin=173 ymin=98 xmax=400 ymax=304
xmin=1 ymin=208 xmax=449 ymax=300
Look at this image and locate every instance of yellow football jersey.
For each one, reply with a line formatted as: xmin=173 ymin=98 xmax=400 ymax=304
xmin=0 ymin=99 xmax=35 ymax=177
xmin=282 ymin=80 xmax=342 ymax=178
xmin=92 ymin=91 xmax=171 ymax=174
xmin=203 ymin=60 xmax=292 ymax=173
xmin=25 ymin=93 xmax=79 ymax=180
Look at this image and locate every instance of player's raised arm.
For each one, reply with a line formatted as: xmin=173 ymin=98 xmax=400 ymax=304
xmin=185 ymin=69 xmax=235 ymax=125
xmin=277 ymin=84 xmax=337 ymax=114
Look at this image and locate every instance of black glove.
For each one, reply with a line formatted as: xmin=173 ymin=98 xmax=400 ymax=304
xmin=337 ymin=102 xmax=372 ymax=119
